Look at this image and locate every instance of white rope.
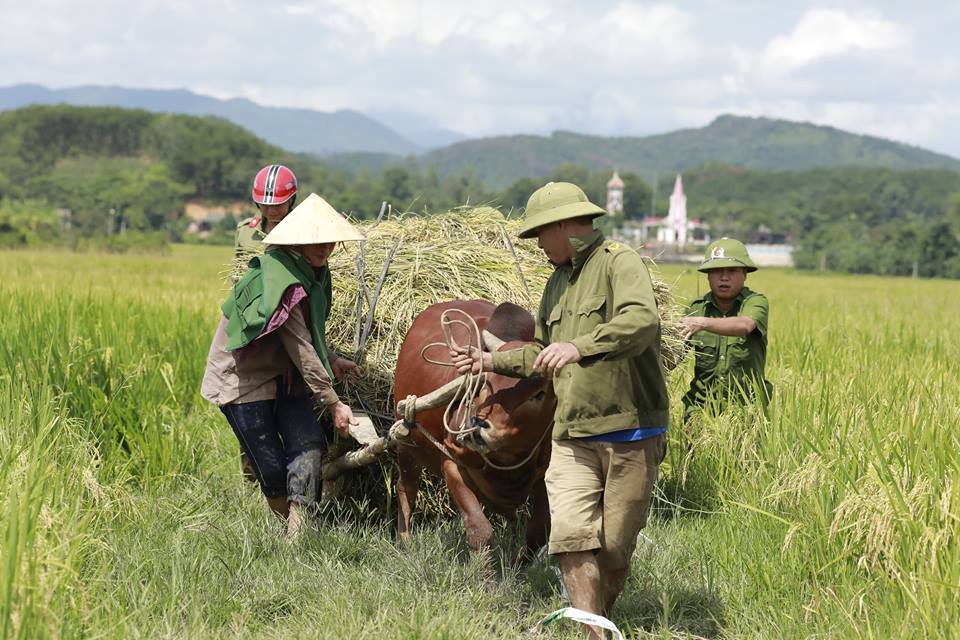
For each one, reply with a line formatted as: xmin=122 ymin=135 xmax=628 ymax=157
xmin=407 ymin=308 xmax=556 ymax=472
xmin=479 ymin=420 xmax=552 ymax=471
xmin=418 ymin=308 xmax=487 ymax=437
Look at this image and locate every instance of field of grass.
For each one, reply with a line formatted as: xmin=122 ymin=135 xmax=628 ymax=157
xmin=1 ymin=244 xmax=957 ymax=639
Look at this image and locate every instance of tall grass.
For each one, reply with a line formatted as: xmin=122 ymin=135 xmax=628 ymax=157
xmin=0 ymin=246 xmax=957 ymax=638
xmin=654 ymin=266 xmax=960 ymax=638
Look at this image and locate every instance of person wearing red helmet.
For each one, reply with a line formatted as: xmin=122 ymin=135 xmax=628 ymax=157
xmin=234 ymin=164 xmax=300 ymax=281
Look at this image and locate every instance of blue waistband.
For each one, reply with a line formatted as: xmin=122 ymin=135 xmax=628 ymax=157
xmin=580 ymin=426 xmax=667 ymax=442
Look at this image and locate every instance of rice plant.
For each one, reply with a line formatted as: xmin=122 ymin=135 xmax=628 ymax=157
xmin=0 ymin=245 xmax=957 ymax=639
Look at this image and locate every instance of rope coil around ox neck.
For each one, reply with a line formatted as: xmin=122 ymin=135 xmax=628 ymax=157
xmin=419 ymin=308 xmax=486 ymax=439
xmin=413 ymin=308 xmax=549 ymax=472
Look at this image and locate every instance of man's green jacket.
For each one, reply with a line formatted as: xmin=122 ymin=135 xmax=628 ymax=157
xmin=492 ymin=231 xmax=669 ymax=439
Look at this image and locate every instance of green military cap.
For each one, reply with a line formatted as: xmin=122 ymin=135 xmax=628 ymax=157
xmin=698 ymin=237 xmax=758 ymax=273
xmin=517 ymin=182 xmax=606 ymax=239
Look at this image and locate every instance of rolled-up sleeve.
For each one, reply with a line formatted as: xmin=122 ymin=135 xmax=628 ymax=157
xmin=278 ymin=304 xmax=340 ymax=406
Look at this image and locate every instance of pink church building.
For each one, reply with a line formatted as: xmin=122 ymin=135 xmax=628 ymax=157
xmin=607 ymin=172 xmax=710 ymax=250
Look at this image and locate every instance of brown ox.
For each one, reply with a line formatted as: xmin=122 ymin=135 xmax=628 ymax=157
xmin=393 ymin=300 xmax=556 ymax=555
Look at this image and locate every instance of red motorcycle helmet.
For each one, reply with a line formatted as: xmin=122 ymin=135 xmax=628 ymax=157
xmin=251 ymin=164 xmax=298 ymax=206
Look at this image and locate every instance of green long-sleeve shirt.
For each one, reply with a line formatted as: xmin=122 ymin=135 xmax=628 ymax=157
xmin=492 ymin=231 xmax=669 ymax=439
xmin=682 ymin=287 xmax=772 ymax=414
xmin=231 ymin=216 xmax=266 ymax=283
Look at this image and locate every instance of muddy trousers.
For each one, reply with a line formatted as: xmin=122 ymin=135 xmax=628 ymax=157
xmin=221 ymin=395 xmax=326 ymax=506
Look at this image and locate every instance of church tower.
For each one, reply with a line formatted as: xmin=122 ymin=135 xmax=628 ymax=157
xmin=667 ymin=174 xmax=688 ymax=250
xmin=606 ymin=170 xmax=625 ymax=216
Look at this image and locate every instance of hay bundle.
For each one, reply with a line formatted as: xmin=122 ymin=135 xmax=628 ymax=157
xmin=322 ymin=206 xmax=688 ymax=417
xmin=325 ymin=206 xmax=545 ymax=417
xmin=225 ymin=205 xmax=688 ymax=418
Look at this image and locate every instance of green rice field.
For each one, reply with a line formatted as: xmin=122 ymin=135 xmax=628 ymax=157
xmin=1 ymin=245 xmax=957 ymax=638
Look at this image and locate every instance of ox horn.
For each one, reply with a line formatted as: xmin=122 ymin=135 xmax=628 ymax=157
xmin=482 ymin=330 xmax=505 ymax=352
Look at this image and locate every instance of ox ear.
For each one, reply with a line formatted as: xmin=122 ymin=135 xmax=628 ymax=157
xmin=482 ymin=330 xmax=505 ymax=352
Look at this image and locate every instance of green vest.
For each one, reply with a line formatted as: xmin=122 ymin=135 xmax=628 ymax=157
xmin=221 ymin=248 xmax=333 ymax=377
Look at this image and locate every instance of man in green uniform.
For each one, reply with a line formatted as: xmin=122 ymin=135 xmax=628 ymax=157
xmin=232 ymin=163 xmax=300 ymax=282
xmin=453 ymin=182 xmax=668 ymax=634
xmin=682 ymin=237 xmax=772 ymax=421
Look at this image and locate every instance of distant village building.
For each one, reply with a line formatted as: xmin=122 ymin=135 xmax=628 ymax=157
xmin=661 ymin=174 xmax=688 ymax=249
xmin=637 ymin=174 xmax=709 ymax=250
xmin=55 ymin=208 xmax=72 ymax=231
xmin=745 ymin=243 xmax=794 ymax=267
xmin=607 ymin=171 xmax=793 ymax=265
xmin=184 ymin=201 xmax=250 ymax=237
xmin=605 ymin=170 xmax=624 ymax=216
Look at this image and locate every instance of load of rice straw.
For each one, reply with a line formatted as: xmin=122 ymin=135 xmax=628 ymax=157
xmin=321 ymin=205 xmax=688 ymax=418
xmin=226 ymin=205 xmax=687 ymax=418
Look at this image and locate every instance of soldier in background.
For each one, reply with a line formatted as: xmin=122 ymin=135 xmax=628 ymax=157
xmin=682 ymin=238 xmax=772 ymax=421
xmin=232 ymin=164 xmax=299 ymax=282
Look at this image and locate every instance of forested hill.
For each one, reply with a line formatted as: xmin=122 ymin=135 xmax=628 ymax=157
xmin=0 ymin=84 xmax=418 ymax=155
xmin=0 ymin=104 xmax=318 ymax=237
xmin=419 ymin=115 xmax=960 ymax=188
xmin=0 ymin=104 xmax=486 ymax=240
xmin=0 ymin=104 xmax=283 ymax=199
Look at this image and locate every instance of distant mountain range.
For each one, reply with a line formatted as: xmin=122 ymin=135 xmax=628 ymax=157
xmin=0 ymin=84 xmax=429 ymax=155
xmin=3 ymin=84 xmax=958 ymax=188
xmin=416 ymin=115 xmax=960 ymax=188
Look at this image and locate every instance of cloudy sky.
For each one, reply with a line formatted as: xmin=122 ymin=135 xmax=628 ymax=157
xmin=3 ymin=0 xmax=959 ymax=155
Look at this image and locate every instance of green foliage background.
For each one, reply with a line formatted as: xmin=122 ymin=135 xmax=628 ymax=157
xmin=1 ymin=104 xmax=960 ymax=277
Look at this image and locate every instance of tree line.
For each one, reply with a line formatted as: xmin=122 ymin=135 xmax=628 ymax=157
xmin=1 ymin=104 xmax=958 ymax=277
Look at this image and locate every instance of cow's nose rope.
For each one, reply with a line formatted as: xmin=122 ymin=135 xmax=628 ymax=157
xmin=418 ymin=308 xmax=486 ymax=438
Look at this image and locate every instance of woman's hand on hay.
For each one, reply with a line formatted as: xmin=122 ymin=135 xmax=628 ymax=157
xmin=331 ymin=401 xmax=359 ymax=437
xmin=533 ymin=342 xmax=582 ymax=378
xmin=332 ymin=357 xmax=363 ymax=382
xmin=450 ymin=346 xmax=492 ymax=375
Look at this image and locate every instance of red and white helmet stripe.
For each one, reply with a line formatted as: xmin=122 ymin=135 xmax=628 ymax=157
xmin=252 ymin=164 xmax=298 ymax=205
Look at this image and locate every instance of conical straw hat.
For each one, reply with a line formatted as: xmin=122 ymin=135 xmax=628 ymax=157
xmin=263 ymin=193 xmax=365 ymax=245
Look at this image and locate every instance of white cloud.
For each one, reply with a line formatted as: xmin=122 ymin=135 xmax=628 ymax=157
xmin=283 ymin=4 xmax=315 ymax=16
xmin=717 ymin=7 xmax=918 ymax=113
xmin=750 ymin=8 xmax=912 ymax=80
xmin=599 ymin=3 xmax=700 ymax=65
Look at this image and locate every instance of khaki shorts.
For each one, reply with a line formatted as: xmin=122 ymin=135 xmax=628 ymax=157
xmin=545 ymin=434 xmax=665 ymax=569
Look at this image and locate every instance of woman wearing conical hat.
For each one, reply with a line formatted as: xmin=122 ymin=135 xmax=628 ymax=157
xmin=201 ymin=193 xmax=365 ymax=537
